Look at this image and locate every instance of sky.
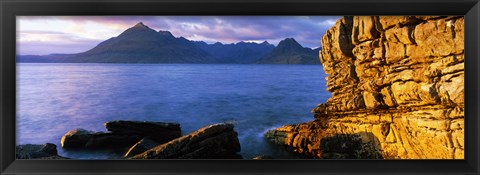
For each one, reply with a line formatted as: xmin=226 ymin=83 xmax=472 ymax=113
xmin=17 ymin=16 xmax=340 ymax=55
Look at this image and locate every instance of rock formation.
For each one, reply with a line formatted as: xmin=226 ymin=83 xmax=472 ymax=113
xmin=266 ymin=16 xmax=464 ymax=159
xmin=124 ymin=137 xmax=160 ymax=157
xmin=130 ymin=123 xmax=242 ymax=159
xmin=16 ymin=143 xmax=68 ymax=159
xmin=60 ymin=129 xmax=144 ymax=149
xmin=58 ymin=121 xmax=242 ymax=159
xmin=61 ymin=121 xmax=181 ymax=149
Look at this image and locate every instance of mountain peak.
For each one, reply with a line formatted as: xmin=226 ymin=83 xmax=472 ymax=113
xmin=256 ymin=37 xmax=319 ymax=64
xmin=133 ymin=22 xmax=148 ymax=28
xmin=158 ymin=30 xmax=175 ymax=38
xmin=117 ymin=22 xmax=156 ymax=38
xmin=261 ymin=41 xmax=270 ymax=45
xmin=280 ymin=38 xmax=298 ymax=43
xmin=276 ymin=38 xmax=303 ymax=50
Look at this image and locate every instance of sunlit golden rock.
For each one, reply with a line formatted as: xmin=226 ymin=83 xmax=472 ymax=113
xmin=266 ymin=16 xmax=464 ymax=159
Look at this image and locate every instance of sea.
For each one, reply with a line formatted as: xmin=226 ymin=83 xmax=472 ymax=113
xmin=16 ymin=63 xmax=330 ymax=159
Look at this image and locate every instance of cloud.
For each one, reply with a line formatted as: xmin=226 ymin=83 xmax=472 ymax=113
xmin=17 ymin=30 xmax=103 ymax=55
xmin=17 ymin=16 xmax=341 ymax=55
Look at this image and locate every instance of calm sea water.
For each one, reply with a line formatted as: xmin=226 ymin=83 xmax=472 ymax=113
xmin=16 ymin=63 xmax=330 ymax=159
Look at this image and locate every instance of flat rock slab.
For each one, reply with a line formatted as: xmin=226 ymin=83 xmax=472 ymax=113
xmin=16 ymin=143 xmax=68 ymax=159
xmin=61 ymin=128 xmax=143 ymax=149
xmin=104 ymin=120 xmax=181 ymax=143
xmin=130 ymin=123 xmax=241 ymax=159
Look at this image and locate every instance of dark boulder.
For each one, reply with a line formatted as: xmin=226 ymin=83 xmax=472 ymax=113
xmin=60 ymin=128 xmax=142 ymax=149
xmin=61 ymin=120 xmax=182 ymax=150
xmin=104 ymin=120 xmax=181 ymax=143
xmin=130 ymin=123 xmax=241 ymax=159
xmin=60 ymin=129 xmax=96 ymax=148
xmin=16 ymin=143 xmax=68 ymax=159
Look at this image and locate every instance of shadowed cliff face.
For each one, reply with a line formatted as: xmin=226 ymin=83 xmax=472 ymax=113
xmin=266 ymin=16 xmax=464 ymax=159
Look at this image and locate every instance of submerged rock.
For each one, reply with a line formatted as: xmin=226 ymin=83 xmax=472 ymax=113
xmin=16 ymin=143 xmax=68 ymax=159
xmin=60 ymin=128 xmax=142 ymax=149
xmin=130 ymin=123 xmax=241 ymax=159
xmin=104 ymin=120 xmax=181 ymax=143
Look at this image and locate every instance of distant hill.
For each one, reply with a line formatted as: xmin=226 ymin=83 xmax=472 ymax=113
xmin=194 ymin=41 xmax=275 ymax=64
xmin=18 ymin=22 xmax=320 ymax=64
xmin=35 ymin=22 xmax=214 ymax=63
xmin=17 ymin=55 xmax=53 ymax=63
xmin=256 ymin=38 xmax=320 ymax=64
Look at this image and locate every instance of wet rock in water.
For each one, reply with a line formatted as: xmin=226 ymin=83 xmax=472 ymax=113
xmin=252 ymin=155 xmax=274 ymax=159
xmin=61 ymin=128 xmax=142 ymax=149
xmin=124 ymin=137 xmax=160 ymax=158
xmin=104 ymin=120 xmax=181 ymax=143
xmin=61 ymin=129 xmax=97 ymax=148
xmin=130 ymin=123 xmax=241 ymax=159
xmin=16 ymin=143 xmax=68 ymax=159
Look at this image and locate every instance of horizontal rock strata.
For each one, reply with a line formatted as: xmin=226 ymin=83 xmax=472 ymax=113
xmin=266 ymin=16 xmax=464 ymax=159
xmin=130 ymin=123 xmax=241 ymax=159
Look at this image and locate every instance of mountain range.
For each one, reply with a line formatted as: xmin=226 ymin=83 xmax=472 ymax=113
xmin=18 ymin=22 xmax=320 ymax=64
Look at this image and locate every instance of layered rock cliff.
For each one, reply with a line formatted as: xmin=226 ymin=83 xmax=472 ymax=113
xmin=266 ymin=16 xmax=464 ymax=159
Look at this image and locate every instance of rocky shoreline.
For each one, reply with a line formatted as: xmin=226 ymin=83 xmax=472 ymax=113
xmin=17 ymin=121 xmax=246 ymax=159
